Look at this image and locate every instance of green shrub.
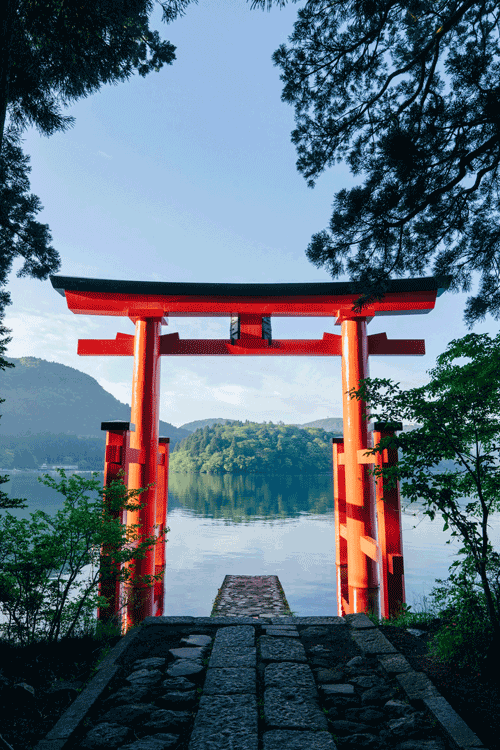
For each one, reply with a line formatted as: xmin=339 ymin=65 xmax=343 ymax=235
xmin=0 ymin=469 xmax=167 ymax=645
xmin=428 ymin=556 xmax=496 ymax=672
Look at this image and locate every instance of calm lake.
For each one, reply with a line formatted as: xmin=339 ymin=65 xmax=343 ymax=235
xmin=2 ymin=471 xmax=498 ymax=618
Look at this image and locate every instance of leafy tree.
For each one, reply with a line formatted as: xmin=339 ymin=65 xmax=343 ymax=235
xmin=0 ymin=313 xmax=16 ymax=506
xmin=270 ymin=0 xmax=500 ymax=326
xmin=170 ymin=421 xmax=334 ymax=474
xmin=0 ymin=126 xmax=61 ymax=363
xmin=351 ymin=332 xmax=500 ymax=640
xmin=0 ymin=0 xmax=193 ymax=388
xmin=0 ymin=469 xmax=166 ymax=644
xmin=0 ymin=0 xmax=195 ymax=149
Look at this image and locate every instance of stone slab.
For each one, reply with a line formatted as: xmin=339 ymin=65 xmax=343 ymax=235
xmin=377 ymin=654 xmax=413 ymax=675
xmin=265 ymin=662 xmax=318 ymax=693
xmin=168 ymin=647 xmax=205 ymax=660
xmin=423 ymin=696 xmax=485 ymax=748
xmin=264 ymin=628 xmax=300 ymax=637
xmin=126 ymin=668 xmax=163 ymax=685
xmin=351 ymin=629 xmax=398 ymax=654
xmin=132 ymin=658 xmax=166 ymax=670
xmin=188 ymin=694 xmax=258 ymax=750
xmin=263 ymin=730 xmax=337 ymax=749
xmin=213 ymin=625 xmax=255 ymax=648
xmin=202 ymin=667 xmax=256 ymax=695
xmin=321 ymin=684 xmax=355 ymax=696
xmin=181 ymin=635 xmax=212 ymax=647
xmin=396 ymin=672 xmax=441 ymax=701
xmin=165 ymin=660 xmax=205 ymax=679
xmin=259 ymin=635 xmax=307 ymax=662
xmin=264 ymin=687 xmax=329 ymax=731
xmin=345 ymin=613 xmax=376 ymax=629
xmin=142 ymin=708 xmax=192 ymax=732
xmin=209 ymin=646 xmax=257 ymax=668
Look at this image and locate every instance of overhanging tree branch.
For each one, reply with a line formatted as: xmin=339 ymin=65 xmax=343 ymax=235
xmin=274 ymin=0 xmax=500 ymax=326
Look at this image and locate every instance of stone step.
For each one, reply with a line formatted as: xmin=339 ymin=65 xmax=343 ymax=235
xmin=37 ymin=614 xmax=486 ymax=750
xmin=210 ymin=575 xmax=292 ymax=618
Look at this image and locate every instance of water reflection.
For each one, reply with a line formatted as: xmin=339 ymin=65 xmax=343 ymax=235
xmin=170 ymin=473 xmax=334 ymax=521
xmin=1 ymin=471 xmax=497 ymax=617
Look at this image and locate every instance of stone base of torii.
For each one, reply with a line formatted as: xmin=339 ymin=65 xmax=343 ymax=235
xmin=50 ymin=274 xmax=450 ymax=631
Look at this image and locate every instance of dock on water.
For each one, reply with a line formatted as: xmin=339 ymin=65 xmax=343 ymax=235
xmin=210 ymin=575 xmax=293 ymax=618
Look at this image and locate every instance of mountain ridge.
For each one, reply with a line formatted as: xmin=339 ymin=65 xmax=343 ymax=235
xmin=0 ymin=357 xmax=190 ymax=442
xmin=178 ymin=416 xmax=345 ymax=434
xmin=0 ymin=357 xmax=421 ymax=469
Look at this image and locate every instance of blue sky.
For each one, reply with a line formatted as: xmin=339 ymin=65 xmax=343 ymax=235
xmin=4 ymin=0 xmax=498 ymax=428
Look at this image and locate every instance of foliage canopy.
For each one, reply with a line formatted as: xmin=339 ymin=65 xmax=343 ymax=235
xmin=0 ymin=0 xmax=189 ymax=145
xmin=0 ymin=0 xmax=190 ymax=369
xmin=0 ymin=469 xmax=165 ymax=644
xmin=170 ymin=421 xmax=337 ymax=474
xmin=271 ymin=0 xmax=500 ymax=326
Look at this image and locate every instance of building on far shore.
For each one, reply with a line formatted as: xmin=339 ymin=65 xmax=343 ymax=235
xmin=39 ymin=463 xmax=79 ymax=471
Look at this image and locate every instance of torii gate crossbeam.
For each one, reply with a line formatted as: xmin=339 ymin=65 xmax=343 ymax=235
xmin=51 ymin=274 xmax=450 ymax=628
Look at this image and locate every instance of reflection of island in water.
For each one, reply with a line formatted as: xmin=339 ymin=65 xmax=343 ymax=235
xmin=2 ymin=470 xmax=335 ymax=524
xmin=168 ymin=472 xmax=335 ymax=522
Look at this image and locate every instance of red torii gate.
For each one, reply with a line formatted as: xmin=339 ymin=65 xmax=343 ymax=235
xmin=51 ymin=274 xmax=449 ymax=628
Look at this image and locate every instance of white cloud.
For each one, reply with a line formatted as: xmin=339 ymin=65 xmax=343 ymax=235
xmin=212 ymin=384 xmax=246 ymax=404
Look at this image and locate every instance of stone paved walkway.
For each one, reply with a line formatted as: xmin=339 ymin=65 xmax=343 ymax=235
xmin=38 ymin=614 xmax=486 ymax=750
xmin=210 ymin=575 xmax=292 ymax=618
xmin=35 ymin=577 xmax=487 ymax=750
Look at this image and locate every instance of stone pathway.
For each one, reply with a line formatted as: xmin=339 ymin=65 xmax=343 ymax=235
xmin=36 ymin=577 xmax=487 ymax=750
xmin=210 ymin=575 xmax=292 ymax=618
xmin=38 ymin=615 xmax=486 ymax=750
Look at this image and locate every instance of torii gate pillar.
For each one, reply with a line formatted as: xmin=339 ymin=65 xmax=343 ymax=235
xmin=340 ymin=316 xmax=379 ymax=615
xmin=126 ymin=317 xmax=162 ymax=625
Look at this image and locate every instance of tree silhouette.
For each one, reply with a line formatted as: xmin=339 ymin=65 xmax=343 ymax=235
xmin=268 ymin=0 xmax=500 ymax=326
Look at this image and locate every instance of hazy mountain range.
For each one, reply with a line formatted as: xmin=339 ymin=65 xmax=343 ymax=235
xmin=0 ymin=358 xmax=417 ymax=469
xmin=0 ymin=358 xmax=190 ymax=442
xmin=179 ymin=416 xmax=345 ymax=434
xmin=0 ymin=359 xmax=348 ymax=441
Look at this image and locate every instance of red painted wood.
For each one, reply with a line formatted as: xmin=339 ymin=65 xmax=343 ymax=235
xmin=98 ymin=427 xmax=131 ymax=632
xmin=373 ymin=426 xmax=406 ymax=619
xmin=77 ymin=331 xmax=425 ymax=358
xmin=332 ymin=439 xmax=348 ymax=616
xmin=154 ymin=438 xmax=169 ymax=617
xmin=368 ymin=332 xmax=425 ymax=355
xmin=64 ymin=288 xmax=441 ymax=317
xmin=340 ymin=317 xmax=379 ymax=616
xmin=125 ymin=318 xmax=162 ymax=627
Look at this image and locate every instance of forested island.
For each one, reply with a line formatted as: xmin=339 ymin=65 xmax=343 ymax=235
xmin=170 ymin=421 xmax=339 ymax=474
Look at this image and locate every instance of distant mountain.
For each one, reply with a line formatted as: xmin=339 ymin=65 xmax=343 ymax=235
xmin=178 ymin=416 xmax=345 ymax=434
xmin=179 ymin=418 xmax=242 ymax=433
xmin=296 ymin=417 xmax=344 ymax=433
xmin=178 ymin=416 xmax=422 ymax=440
xmin=299 ymin=418 xmax=420 ymax=434
xmin=0 ymin=357 xmax=190 ymax=444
